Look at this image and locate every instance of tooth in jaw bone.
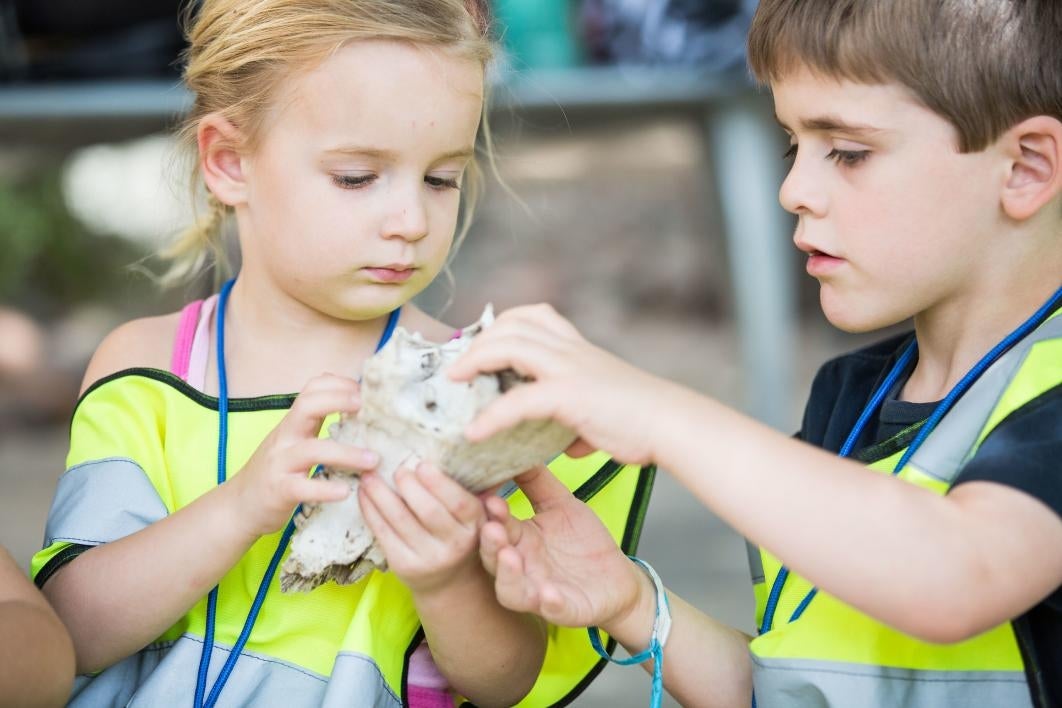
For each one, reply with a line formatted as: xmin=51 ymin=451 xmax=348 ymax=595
xmin=280 ymin=305 xmax=577 ymax=592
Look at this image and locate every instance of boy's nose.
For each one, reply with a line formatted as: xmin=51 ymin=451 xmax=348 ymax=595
xmin=779 ymin=160 xmax=827 ymax=217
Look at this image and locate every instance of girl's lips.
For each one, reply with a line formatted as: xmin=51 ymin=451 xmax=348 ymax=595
xmin=806 ymin=252 xmax=846 ymax=276
xmin=364 ymin=267 xmax=415 ymax=283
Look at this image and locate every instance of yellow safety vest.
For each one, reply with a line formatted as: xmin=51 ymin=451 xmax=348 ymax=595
xmin=748 ymin=309 xmax=1062 ymax=707
xmin=32 ymin=369 xmax=655 ymax=707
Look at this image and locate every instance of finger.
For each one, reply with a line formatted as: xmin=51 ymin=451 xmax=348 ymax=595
xmin=413 ymin=463 xmax=484 ymax=527
xmin=513 ymin=465 xmax=574 ymax=514
xmin=463 ymin=383 xmax=559 ymax=442
xmin=301 ymin=373 xmax=361 ymax=394
xmin=478 ymin=521 xmax=508 ymax=576
xmin=447 ymin=332 xmax=558 ymax=383
xmin=358 ymin=486 xmax=413 ymax=559
xmin=286 ymin=476 xmax=351 ymax=505
xmin=493 ymin=546 xmax=537 ymax=613
xmin=392 ymin=465 xmax=467 ymax=536
xmin=284 ymin=388 xmax=362 ymax=439
xmin=288 ymin=438 xmax=379 ymax=473
xmin=565 ymin=439 xmax=597 ymax=458
xmin=360 ymin=473 xmax=424 ymax=548
xmin=499 ymin=303 xmax=583 ymax=340
xmin=484 ymin=495 xmax=523 ymax=545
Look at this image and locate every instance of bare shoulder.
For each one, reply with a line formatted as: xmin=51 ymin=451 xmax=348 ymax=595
xmin=398 ymin=305 xmax=456 ymax=344
xmin=79 ymin=311 xmax=183 ymax=395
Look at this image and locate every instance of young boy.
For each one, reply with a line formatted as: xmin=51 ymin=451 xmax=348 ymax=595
xmin=449 ymin=1 xmax=1062 ymax=706
xmin=0 ymin=545 xmax=74 ymax=707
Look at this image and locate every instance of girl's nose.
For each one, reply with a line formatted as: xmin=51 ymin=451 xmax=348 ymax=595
xmin=381 ymin=186 xmax=429 ymax=242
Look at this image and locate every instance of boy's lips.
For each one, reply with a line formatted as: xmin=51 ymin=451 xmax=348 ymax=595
xmin=805 ymin=250 xmax=846 ymax=276
xmin=363 ymin=265 xmax=416 ymax=283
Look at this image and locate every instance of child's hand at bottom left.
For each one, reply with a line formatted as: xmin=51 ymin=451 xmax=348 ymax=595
xmin=359 ymin=462 xmax=486 ymax=595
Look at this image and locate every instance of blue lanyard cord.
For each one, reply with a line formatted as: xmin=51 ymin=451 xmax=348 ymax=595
xmin=758 ymin=285 xmax=1062 ymax=635
xmin=194 ymin=278 xmax=401 ymax=708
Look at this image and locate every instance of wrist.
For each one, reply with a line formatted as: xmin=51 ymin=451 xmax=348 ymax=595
xmin=600 ymin=559 xmax=657 ymax=648
xmin=216 ymin=477 xmax=268 ymax=542
xmin=408 ymin=556 xmax=488 ymax=605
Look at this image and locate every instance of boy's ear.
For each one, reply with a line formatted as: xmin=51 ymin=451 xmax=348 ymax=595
xmin=1000 ymin=116 xmax=1062 ymax=221
xmin=198 ymin=113 xmax=248 ymax=207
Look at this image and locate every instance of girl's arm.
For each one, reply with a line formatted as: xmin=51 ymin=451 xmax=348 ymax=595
xmin=480 ymin=466 xmax=752 ymax=708
xmin=0 ymin=546 xmax=75 ymax=707
xmin=46 ymin=374 xmax=377 ymax=673
xmin=451 ymin=305 xmax=1062 ymax=643
xmin=360 ymin=463 xmax=546 ymax=707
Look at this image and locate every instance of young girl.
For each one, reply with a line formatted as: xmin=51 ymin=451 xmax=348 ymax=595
xmin=29 ymin=2 xmax=653 ymax=706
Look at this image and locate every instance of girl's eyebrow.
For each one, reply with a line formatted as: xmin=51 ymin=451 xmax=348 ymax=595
xmin=322 ymin=146 xmax=475 ymax=161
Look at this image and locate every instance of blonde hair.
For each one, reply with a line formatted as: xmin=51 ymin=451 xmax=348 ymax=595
xmin=747 ymin=0 xmax=1062 ymax=153
xmin=162 ymin=0 xmax=495 ymax=286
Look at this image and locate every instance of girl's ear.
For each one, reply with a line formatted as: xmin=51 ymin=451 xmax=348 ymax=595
xmin=198 ymin=113 xmax=248 ymax=207
xmin=1000 ymin=115 xmax=1062 ymax=221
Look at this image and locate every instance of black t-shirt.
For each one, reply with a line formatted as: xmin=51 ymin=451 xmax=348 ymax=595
xmin=799 ymin=332 xmax=1062 ymax=708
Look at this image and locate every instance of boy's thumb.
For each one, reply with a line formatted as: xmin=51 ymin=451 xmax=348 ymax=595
xmin=514 ymin=465 xmax=570 ymax=511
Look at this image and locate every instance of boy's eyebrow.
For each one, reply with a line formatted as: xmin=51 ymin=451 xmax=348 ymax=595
xmin=775 ymin=114 xmax=885 ymax=136
xmin=323 ymin=146 xmax=475 ymax=162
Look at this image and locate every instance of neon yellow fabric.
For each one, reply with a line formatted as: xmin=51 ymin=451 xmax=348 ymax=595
xmin=32 ymin=370 xmax=654 ymax=703
xmin=749 ymin=327 xmax=1062 ymax=675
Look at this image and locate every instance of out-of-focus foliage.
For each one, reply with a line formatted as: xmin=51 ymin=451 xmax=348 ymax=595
xmin=0 ymin=170 xmax=147 ymax=312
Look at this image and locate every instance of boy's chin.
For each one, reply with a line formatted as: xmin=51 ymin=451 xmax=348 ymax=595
xmin=820 ymin=293 xmax=905 ymax=334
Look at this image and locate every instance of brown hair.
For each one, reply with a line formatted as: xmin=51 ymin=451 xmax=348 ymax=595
xmin=163 ymin=0 xmax=495 ymax=285
xmin=747 ymin=0 xmax=1062 ymax=153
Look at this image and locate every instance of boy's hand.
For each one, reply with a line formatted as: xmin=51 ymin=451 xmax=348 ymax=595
xmin=447 ymin=304 xmax=673 ymax=466
xmin=359 ymin=462 xmax=486 ymax=595
xmin=230 ymin=374 xmax=380 ymax=537
xmin=479 ymin=465 xmax=649 ymax=634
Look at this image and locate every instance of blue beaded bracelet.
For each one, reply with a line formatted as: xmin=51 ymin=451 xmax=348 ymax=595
xmin=588 ymin=556 xmax=671 ymax=708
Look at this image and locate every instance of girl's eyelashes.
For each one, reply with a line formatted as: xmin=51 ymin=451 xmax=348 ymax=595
xmin=825 ymin=148 xmax=870 ymax=166
xmin=332 ymin=174 xmax=376 ymax=189
xmin=331 ymin=174 xmax=461 ymax=190
xmin=782 ymin=144 xmax=798 ymax=160
xmin=425 ymin=175 xmax=460 ymax=191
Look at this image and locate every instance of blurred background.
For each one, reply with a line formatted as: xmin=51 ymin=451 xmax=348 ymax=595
xmin=0 ymin=1 xmax=888 ymax=705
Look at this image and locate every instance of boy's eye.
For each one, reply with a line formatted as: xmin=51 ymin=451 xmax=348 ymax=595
xmin=825 ymin=148 xmax=870 ymax=167
xmin=782 ymin=144 xmax=798 ymax=160
xmin=332 ymin=174 xmax=376 ymax=189
xmin=425 ymin=175 xmax=460 ymax=191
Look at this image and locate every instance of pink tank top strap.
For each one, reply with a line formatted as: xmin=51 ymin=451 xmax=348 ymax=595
xmin=170 ymin=299 xmax=204 ymax=381
xmin=170 ymin=294 xmax=218 ymax=392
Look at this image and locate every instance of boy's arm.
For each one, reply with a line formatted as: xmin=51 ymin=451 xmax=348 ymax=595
xmin=480 ymin=467 xmax=752 ymax=708
xmin=651 ymin=383 xmax=1062 ymax=643
xmin=0 ymin=546 xmax=75 ymax=707
xmin=452 ymin=305 xmax=1062 ymax=643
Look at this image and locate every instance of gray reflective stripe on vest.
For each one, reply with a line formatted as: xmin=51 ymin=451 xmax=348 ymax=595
xmin=67 ymin=634 xmax=401 ymax=708
xmin=45 ymin=457 xmax=169 ymax=547
xmin=747 ymin=540 xmax=765 ymax=584
xmin=910 ymin=314 xmax=1062 ymax=486
xmin=752 ymin=654 xmax=1033 ymax=708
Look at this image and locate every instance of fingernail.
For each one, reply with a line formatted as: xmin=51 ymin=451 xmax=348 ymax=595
xmin=360 ymin=451 xmax=379 ymax=467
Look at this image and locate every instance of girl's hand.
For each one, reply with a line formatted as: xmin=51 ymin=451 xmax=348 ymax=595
xmin=231 ymin=374 xmax=380 ymax=537
xmin=447 ymin=304 xmax=675 ymax=466
xmin=359 ymin=462 xmax=486 ymax=595
xmin=479 ymin=465 xmax=647 ymax=632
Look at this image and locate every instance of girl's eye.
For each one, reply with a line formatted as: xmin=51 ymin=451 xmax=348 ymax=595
xmin=332 ymin=174 xmax=376 ymax=189
xmin=826 ymin=148 xmax=870 ymax=167
xmin=425 ymin=175 xmax=460 ymax=191
xmin=782 ymin=144 xmax=798 ymax=160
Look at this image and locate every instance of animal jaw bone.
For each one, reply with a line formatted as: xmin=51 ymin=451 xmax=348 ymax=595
xmin=280 ymin=305 xmax=576 ymax=592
